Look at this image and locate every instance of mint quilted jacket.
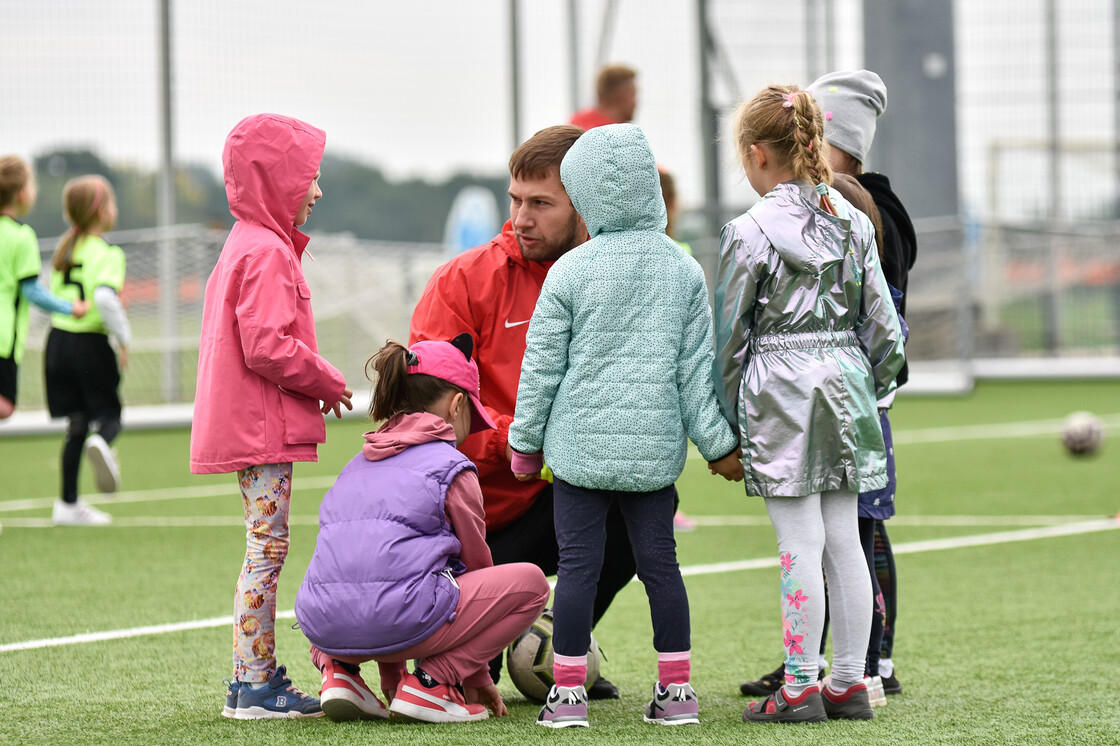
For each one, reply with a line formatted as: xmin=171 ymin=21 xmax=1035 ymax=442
xmin=508 ymin=124 xmax=738 ymax=492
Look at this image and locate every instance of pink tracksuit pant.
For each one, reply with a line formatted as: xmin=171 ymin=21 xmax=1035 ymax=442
xmin=313 ymin=562 xmax=549 ymax=692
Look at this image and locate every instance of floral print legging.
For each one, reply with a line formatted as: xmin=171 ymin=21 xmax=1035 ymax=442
xmin=233 ymin=462 xmax=292 ymax=683
xmin=763 ymin=490 xmax=872 ymax=689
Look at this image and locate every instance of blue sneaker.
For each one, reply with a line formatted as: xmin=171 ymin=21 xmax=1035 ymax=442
xmin=221 ymin=679 xmax=240 ymax=718
xmin=234 ymin=666 xmax=324 ymax=719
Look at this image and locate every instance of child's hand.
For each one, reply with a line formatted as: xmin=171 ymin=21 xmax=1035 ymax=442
xmin=513 ymin=471 xmax=541 ymax=482
xmin=322 ymin=387 xmax=354 ymax=419
xmin=464 ymin=684 xmax=508 ymax=717
xmin=71 ymin=299 xmax=90 ymax=319
xmin=709 ymin=450 xmax=744 ymax=482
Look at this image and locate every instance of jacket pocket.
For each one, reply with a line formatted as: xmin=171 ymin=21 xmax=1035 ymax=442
xmin=278 ymin=387 xmax=326 ymax=446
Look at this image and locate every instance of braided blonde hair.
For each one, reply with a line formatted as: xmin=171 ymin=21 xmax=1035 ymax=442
xmin=732 ymin=85 xmax=836 ymax=214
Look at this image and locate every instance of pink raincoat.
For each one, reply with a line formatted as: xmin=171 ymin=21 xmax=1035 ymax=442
xmin=190 ymin=114 xmax=346 ymax=474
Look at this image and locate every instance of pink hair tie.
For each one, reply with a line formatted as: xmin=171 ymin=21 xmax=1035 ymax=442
xmin=825 ymin=111 xmax=833 ymax=121
xmin=781 ymin=92 xmax=796 ymax=108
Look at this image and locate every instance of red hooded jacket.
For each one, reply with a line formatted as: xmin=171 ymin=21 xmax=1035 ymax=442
xmin=409 ymin=222 xmax=552 ymax=531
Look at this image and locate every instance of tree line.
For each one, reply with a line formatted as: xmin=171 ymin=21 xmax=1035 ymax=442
xmin=23 ymin=149 xmax=508 ymax=244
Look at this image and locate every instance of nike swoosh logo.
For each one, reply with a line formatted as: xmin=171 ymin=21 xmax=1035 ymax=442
xmin=504 ymin=319 xmax=531 ymax=328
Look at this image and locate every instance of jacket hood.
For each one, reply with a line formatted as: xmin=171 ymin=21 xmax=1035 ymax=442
xmin=223 ymin=113 xmax=326 ymax=253
xmin=560 ymin=123 xmax=666 ymax=238
xmin=748 ymin=181 xmax=852 ymax=274
xmin=363 ymin=411 xmax=456 ymax=461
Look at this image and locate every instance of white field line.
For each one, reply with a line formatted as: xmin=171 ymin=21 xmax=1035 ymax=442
xmin=0 ymin=476 xmax=340 ymax=513
xmin=2 ymin=517 xmax=1116 ymax=654
xmin=686 ymin=514 xmax=1112 ymax=528
xmin=2 ymin=513 xmax=1108 ymax=530
xmin=891 ymin=413 xmax=1120 ymax=445
xmin=0 ymin=611 xmax=295 ymax=654
xmin=4 ymin=414 xmax=1118 ymax=514
xmin=670 ymin=518 xmax=1119 ymax=581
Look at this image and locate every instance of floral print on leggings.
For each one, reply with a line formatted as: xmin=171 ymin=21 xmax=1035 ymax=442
xmin=780 ymin=551 xmax=812 ymax=686
xmin=234 ymin=462 xmax=292 ymax=683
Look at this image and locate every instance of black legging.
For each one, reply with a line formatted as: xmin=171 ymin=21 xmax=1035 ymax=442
xmin=61 ymin=413 xmax=121 ymax=503
xmin=485 ymin=482 xmax=639 ymax=683
xmin=858 ymin=517 xmax=885 ymax=677
xmin=873 ymin=521 xmax=898 ymax=660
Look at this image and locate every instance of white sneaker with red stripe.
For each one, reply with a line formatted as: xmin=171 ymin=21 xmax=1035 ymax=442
xmin=319 ymin=659 xmax=389 ymax=721
xmin=388 ymin=669 xmax=488 ymax=723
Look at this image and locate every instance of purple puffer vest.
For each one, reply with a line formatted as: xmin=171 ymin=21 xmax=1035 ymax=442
xmin=295 ymin=439 xmax=474 ymax=656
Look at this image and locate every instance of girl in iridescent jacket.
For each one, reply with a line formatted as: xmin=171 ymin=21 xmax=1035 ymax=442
xmin=713 ymin=85 xmax=906 ymax=725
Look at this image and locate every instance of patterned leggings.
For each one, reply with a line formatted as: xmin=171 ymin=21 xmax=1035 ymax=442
xmin=764 ymin=490 xmax=871 ymax=688
xmin=232 ymin=462 xmax=292 ymax=683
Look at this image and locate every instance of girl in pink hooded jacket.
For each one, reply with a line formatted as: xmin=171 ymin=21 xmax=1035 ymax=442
xmin=190 ymin=113 xmax=353 ymax=720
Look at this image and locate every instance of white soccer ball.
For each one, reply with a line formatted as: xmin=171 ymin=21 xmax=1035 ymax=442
xmin=1060 ymin=411 xmax=1105 ymax=456
xmin=506 ymin=609 xmax=601 ymax=702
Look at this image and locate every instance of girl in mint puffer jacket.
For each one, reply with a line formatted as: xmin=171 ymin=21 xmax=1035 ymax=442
xmin=509 ymin=123 xmax=741 ymax=728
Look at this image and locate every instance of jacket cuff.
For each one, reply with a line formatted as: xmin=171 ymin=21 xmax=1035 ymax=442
xmin=510 ymin=450 xmax=544 ymax=475
xmin=707 ymin=443 xmax=741 ymax=464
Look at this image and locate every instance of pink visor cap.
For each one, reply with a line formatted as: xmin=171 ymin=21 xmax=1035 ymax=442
xmin=407 ymin=334 xmax=497 ymax=434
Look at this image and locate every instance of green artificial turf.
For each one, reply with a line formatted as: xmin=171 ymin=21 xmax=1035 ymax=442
xmin=1 ymin=379 xmax=1117 ymax=744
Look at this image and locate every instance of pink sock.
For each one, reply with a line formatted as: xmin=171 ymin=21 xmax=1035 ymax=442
xmin=658 ymin=651 xmax=691 ymax=685
xmin=554 ymin=654 xmax=587 ymax=688
xmin=309 ymin=645 xmax=331 ymax=672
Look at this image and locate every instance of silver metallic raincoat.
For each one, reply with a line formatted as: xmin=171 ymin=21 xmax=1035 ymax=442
xmin=713 ymin=180 xmax=906 ymax=497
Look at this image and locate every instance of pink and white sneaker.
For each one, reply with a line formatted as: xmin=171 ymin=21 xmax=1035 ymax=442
xmin=388 ymin=669 xmax=488 ymax=723
xmin=319 ymin=658 xmax=389 ymax=721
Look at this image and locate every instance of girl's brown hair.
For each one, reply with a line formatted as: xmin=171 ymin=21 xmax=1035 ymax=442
xmin=732 ymin=85 xmax=836 ymax=213
xmin=0 ymin=156 xmax=31 ymax=211
xmin=367 ymin=340 xmax=465 ymax=422
xmin=52 ymin=175 xmax=116 ymax=272
xmin=831 ymin=173 xmax=885 ymax=260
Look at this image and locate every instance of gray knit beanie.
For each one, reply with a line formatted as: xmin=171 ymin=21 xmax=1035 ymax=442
xmin=807 ymin=70 xmax=888 ymax=164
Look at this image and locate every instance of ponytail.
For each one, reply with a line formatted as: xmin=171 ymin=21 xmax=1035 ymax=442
xmin=52 ymin=175 xmax=114 ymax=272
xmin=786 ymin=90 xmax=836 ymax=215
xmin=367 ymin=340 xmax=463 ymax=422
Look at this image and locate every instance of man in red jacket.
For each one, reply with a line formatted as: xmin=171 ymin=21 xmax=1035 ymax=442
xmin=569 ymin=64 xmax=638 ymax=131
xmin=409 ymin=124 xmax=632 ymax=699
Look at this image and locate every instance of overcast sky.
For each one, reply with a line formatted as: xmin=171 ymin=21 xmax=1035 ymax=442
xmin=2 ymin=1 xmax=738 ymax=201
xmin=8 ymin=1 xmax=1109 ymax=222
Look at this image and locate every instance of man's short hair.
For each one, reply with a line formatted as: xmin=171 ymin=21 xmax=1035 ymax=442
xmin=596 ymin=64 xmax=637 ymax=103
xmin=509 ymin=125 xmax=584 ymax=181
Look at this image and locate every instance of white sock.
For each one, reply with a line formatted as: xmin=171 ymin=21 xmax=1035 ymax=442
xmin=245 ymin=681 xmax=268 ymax=690
xmin=879 ymin=658 xmax=894 ymax=677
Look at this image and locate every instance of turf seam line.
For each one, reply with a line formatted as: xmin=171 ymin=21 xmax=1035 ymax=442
xmin=4 ymin=416 xmax=1119 ymax=512
xmin=2 ymin=518 xmax=1116 ymax=654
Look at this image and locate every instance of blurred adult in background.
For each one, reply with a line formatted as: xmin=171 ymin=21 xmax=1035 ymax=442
xmin=570 ymin=64 xmax=638 ymax=131
xmin=410 ymin=125 xmax=631 ymax=700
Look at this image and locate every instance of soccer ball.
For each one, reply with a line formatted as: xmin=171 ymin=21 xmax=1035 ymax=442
xmin=506 ymin=609 xmax=601 ymax=702
xmin=1060 ymin=411 xmax=1105 ymax=456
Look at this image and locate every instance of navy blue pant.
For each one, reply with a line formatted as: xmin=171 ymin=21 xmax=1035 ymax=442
xmin=552 ymin=478 xmax=689 ymax=656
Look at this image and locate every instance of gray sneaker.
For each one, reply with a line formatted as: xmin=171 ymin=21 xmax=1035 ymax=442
xmin=742 ymin=686 xmax=827 ymax=723
xmin=644 ymin=682 xmax=699 ymax=725
xmin=821 ymin=680 xmax=874 ymax=720
xmin=537 ymin=685 xmax=589 ymax=728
